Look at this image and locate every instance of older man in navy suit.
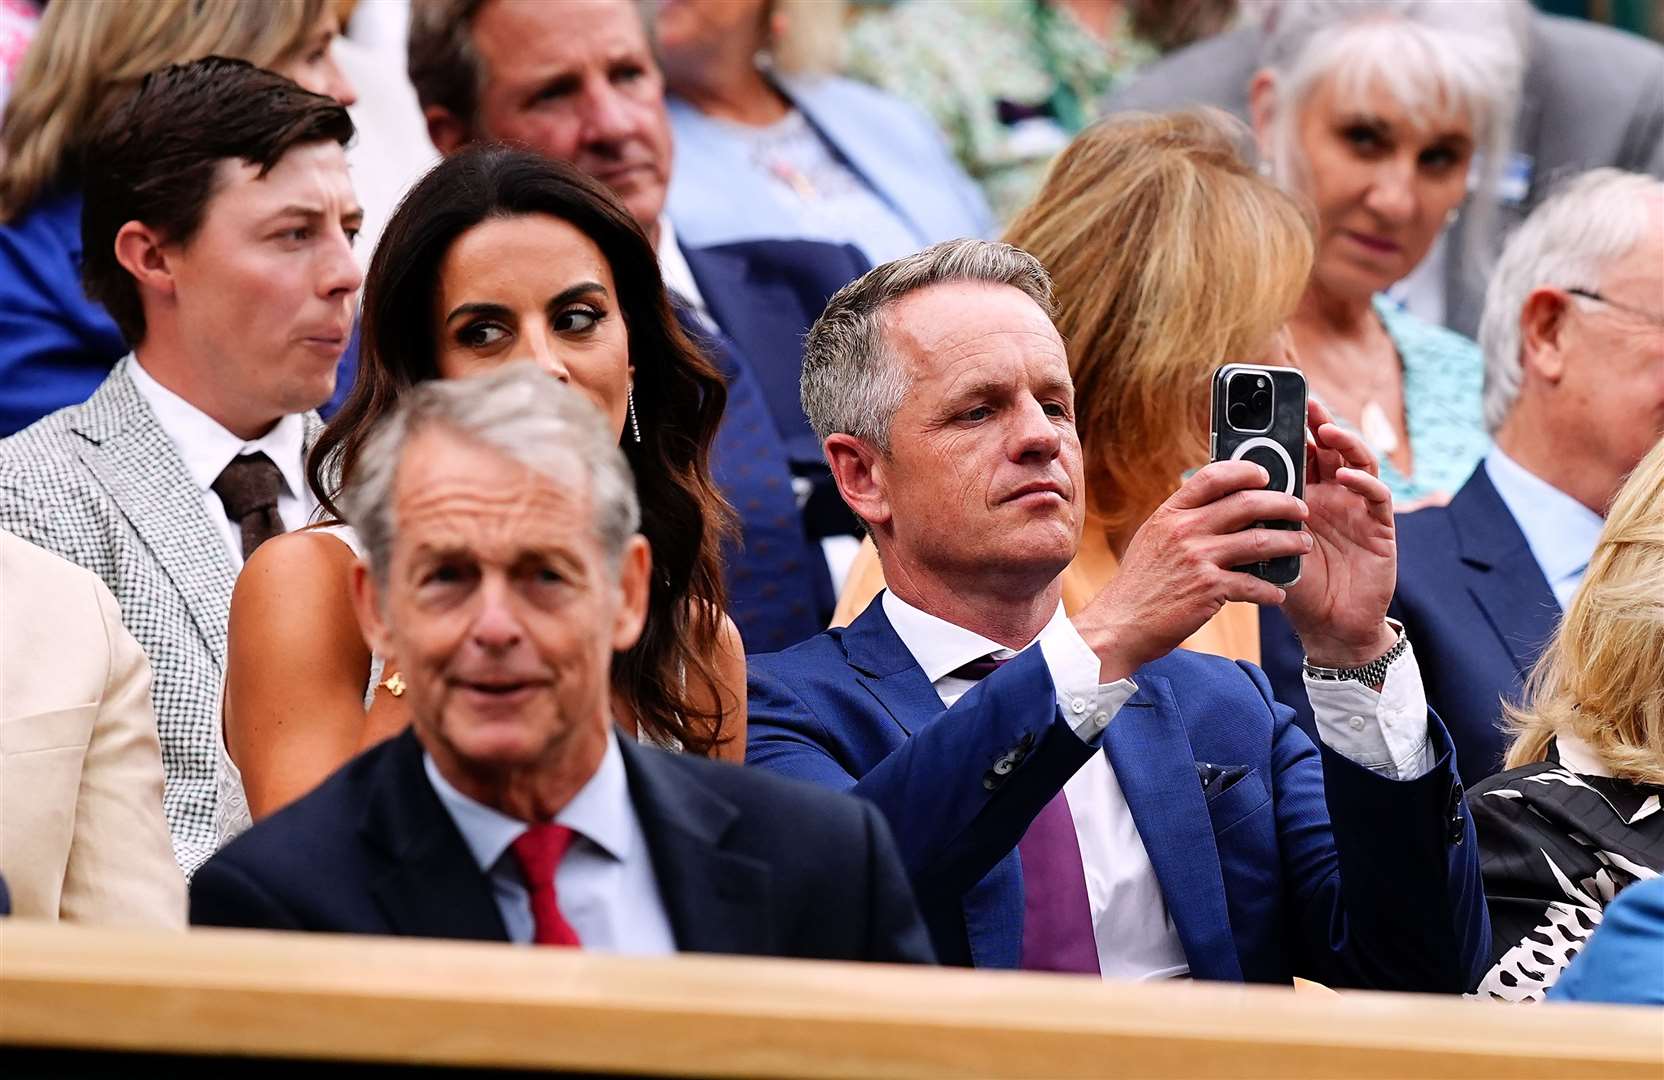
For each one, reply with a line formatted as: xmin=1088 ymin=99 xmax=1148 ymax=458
xmin=406 ymin=0 xmax=871 ymax=652
xmin=191 ymin=366 xmax=931 ymax=964
xmin=1263 ymin=169 xmax=1664 ymax=783
xmin=748 ymin=240 xmax=1487 ymax=990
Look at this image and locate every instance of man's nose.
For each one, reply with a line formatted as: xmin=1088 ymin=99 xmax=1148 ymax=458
xmin=320 ymin=229 xmax=363 ymax=298
xmin=1010 ymin=398 xmax=1063 ymax=460
xmin=470 ymin=578 xmax=524 ymax=652
xmin=579 ymin=83 xmax=639 ymax=147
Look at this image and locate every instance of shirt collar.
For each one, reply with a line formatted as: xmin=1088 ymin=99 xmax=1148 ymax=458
xmin=654 ymin=215 xmax=710 ymax=321
xmin=128 ymin=354 xmax=308 ymax=502
xmin=423 ymin=728 xmax=635 ymax=873
xmin=1485 ymin=447 xmax=1605 ymax=587
xmin=1554 ymin=732 xmax=1614 ymax=778
xmin=880 ymin=589 xmax=1067 ymax=685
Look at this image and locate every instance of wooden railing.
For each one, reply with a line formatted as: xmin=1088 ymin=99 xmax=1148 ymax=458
xmin=1 ymin=921 xmax=1658 ymax=1078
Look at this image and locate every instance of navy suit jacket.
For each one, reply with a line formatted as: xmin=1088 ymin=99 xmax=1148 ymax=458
xmin=1261 ymin=463 xmax=1561 ymax=786
xmin=678 ymin=239 xmax=868 ymax=651
xmin=190 ymin=730 xmax=933 ymax=965
xmin=749 ymin=597 xmax=1489 ymax=991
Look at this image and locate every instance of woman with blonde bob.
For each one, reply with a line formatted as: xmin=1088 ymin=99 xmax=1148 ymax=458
xmin=1469 ymin=437 xmax=1664 ymax=1002
xmin=0 ymin=0 xmax=355 ymax=436
xmin=833 ymin=108 xmax=1314 ymax=661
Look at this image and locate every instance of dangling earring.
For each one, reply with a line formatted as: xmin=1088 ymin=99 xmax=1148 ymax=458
xmin=1445 ymin=206 xmax=1460 ymax=228
xmin=627 ymin=386 xmax=642 ymax=444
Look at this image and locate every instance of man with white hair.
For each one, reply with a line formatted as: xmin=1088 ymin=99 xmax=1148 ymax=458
xmin=191 ymin=364 xmax=932 ymax=963
xmin=1388 ymin=168 xmax=1664 ymax=782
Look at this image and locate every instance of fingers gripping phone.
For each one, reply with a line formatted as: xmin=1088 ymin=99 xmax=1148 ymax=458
xmin=1210 ymin=364 xmax=1308 ymax=587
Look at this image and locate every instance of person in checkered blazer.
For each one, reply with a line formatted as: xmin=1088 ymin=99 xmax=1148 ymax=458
xmin=0 ymin=60 xmax=360 ymax=875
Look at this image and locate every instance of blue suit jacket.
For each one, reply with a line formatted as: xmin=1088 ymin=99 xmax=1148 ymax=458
xmin=1261 ymin=463 xmax=1561 ymax=785
xmin=668 ymin=75 xmax=995 ymax=265
xmin=749 ymin=597 xmax=1489 ymax=991
xmin=679 ymin=239 xmax=867 ymax=651
xmin=190 ymin=729 xmax=933 ymax=964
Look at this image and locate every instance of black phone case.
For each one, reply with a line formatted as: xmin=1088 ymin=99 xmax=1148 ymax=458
xmin=1210 ymin=364 xmax=1308 ymax=587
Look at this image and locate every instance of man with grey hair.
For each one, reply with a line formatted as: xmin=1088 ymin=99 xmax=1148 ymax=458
xmin=749 ymin=239 xmax=1489 ymax=989
xmin=1382 ymin=168 xmax=1664 ymax=780
xmin=191 ymin=364 xmax=932 ymax=963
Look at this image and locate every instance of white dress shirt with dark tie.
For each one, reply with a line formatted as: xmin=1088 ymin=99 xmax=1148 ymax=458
xmin=880 ymin=589 xmax=1434 ymax=980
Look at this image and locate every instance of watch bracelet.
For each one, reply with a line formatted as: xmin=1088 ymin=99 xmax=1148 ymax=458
xmin=1302 ymin=622 xmax=1407 ymax=684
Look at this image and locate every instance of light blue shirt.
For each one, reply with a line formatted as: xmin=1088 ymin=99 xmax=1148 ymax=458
xmin=1484 ymin=447 xmax=1604 ymax=611
xmin=1371 ymin=295 xmax=1491 ymax=505
xmin=423 ymin=731 xmax=677 ymax=953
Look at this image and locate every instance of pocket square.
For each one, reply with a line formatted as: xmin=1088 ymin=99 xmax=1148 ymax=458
xmin=1196 ymin=761 xmax=1253 ymax=801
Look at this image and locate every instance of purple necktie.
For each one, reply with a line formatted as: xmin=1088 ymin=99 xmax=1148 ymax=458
xmin=949 ymin=653 xmax=1101 ymax=975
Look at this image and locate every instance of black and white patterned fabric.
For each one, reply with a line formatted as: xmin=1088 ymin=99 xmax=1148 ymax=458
xmin=1470 ymin=738 xmax=1664 ymax=1001
xmin=0 ymin=357 xmax=319 ymax=876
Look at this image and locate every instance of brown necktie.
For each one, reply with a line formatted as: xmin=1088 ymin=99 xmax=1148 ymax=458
xmin=211 ymin=451 xmax=287 ymax=561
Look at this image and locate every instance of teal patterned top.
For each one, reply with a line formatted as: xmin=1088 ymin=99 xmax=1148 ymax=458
xmin=844 ymin=0 xmax=1155 ymax=224
xmin=1364 ymin=295 xmax=1490 ymax=505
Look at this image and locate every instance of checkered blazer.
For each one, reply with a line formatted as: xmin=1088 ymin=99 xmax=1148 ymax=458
xmin=0 ymin=356 xmax=320 ymax=876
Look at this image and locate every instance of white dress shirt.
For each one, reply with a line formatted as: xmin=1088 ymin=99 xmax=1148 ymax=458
xmin=128 ymin=357 xmax=315 ymax=569
xmin=424 ymin=731 xmax=677 ymax=954
xmin=1484 ymin=447 xmax=1604 ymax=611
xmin=881 ymin=589 xmax=1433 ymax=980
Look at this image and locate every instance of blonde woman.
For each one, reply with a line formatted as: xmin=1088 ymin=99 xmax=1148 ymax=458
xmin=1470 ymin=437 xmax=1664 ymax=1002
xmin=833 ymin=108 xmax=1313 ymax=663
xmin=656 ymin=0 xmax=993 ymax=264
xmin=0 ymin=0 xmax=354 ymax=436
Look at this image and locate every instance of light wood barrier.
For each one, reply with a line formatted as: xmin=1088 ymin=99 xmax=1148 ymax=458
xmin=1 ymin=921 xmax=1659 ymax=1078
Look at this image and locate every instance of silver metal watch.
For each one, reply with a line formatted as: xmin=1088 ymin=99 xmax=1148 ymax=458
xmin=1302 ymin=620 xmax=1408 ymax=686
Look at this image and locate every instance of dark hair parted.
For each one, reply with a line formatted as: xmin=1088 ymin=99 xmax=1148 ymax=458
xmin=80 ymin=56 xmax=354 ymax=345
xmin=309 ymin=147 xmax=736 ymax=756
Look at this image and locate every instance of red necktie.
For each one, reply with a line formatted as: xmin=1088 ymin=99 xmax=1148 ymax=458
xmin=509 ymin=823 xmax=582 ymax=947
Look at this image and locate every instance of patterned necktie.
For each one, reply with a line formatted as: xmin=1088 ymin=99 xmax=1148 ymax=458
xmin=952 ymin=652 xmax=1101 ymax=975
xmin=510 ymin=823 xmax=583 ymax=947
xmin=211 ymin=451 xmax=286 ymax=561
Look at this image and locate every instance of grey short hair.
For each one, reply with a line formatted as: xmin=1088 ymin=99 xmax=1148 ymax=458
xmin=1258 ymin=1 xmax=1527 ymax=283
xmin=1479 ymin=169 xmax=1664 ymax=433
xmin=339 ymin=363 xmax=641 ymax=585
xmin=801 ymin=238 xmax=1054 ymax=453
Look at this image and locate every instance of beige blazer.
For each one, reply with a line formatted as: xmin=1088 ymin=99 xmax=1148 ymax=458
xmin=0 ymin=530 xmax=185 ymax=925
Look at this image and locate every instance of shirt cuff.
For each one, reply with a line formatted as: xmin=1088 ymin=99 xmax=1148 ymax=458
xmin=1038 ymin=618 xmax=1138 ymax=744
xmin=1305 ymin=640 xmax=1434 ymax=780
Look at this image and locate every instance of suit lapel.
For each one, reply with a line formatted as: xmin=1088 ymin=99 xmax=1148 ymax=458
xmin=619 ymin=740 xmax=774 ymax=955
xmin=1105 ymin=673 xmax=1243 ymax=981
xmin=1450 ymin=464 xmax=1561 ymax=678
xmin=838 ymin=595 xmax=950 ymax=739
xmin=70 ymin=361 xmax=237 ymax=666
xmin=361 ymin=732 xmax=510 ymax=941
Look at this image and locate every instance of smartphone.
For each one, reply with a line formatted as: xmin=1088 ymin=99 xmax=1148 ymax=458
xmin=1209 ymin=363 xmax=1308 ymax=587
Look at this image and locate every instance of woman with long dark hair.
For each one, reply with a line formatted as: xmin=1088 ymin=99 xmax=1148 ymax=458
xmin=216 ymin=148 xmax=742 ymax=839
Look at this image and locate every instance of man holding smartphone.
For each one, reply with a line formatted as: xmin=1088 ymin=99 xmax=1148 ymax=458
xmin=747 ymin=239 xmax=1486 ymax=990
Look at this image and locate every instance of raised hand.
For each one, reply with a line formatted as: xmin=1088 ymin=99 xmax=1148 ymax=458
xmin=1071 ymin=460 xmax=1311 ymax=682
xmin=1283 ymin=398 xmax=1398 ymax=667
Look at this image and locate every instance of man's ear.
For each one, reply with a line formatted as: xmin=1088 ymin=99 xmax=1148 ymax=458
xmin=112 ymin=221 xmax=177 ymax=301
xmin=1519 ymin=286 xmax=1572 ymax=384
xmin=349 ymin=561 xmax=395 ymax=660
xmin=424 ymin=105 xmax=470 ymax=156
xmin=823 ymin=433 xmax=890 ymax=532
xmin=1248 ymin=69 xmax=1278 ymax=160
xmin=611 ymin=535 xmax=652 ymax=654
